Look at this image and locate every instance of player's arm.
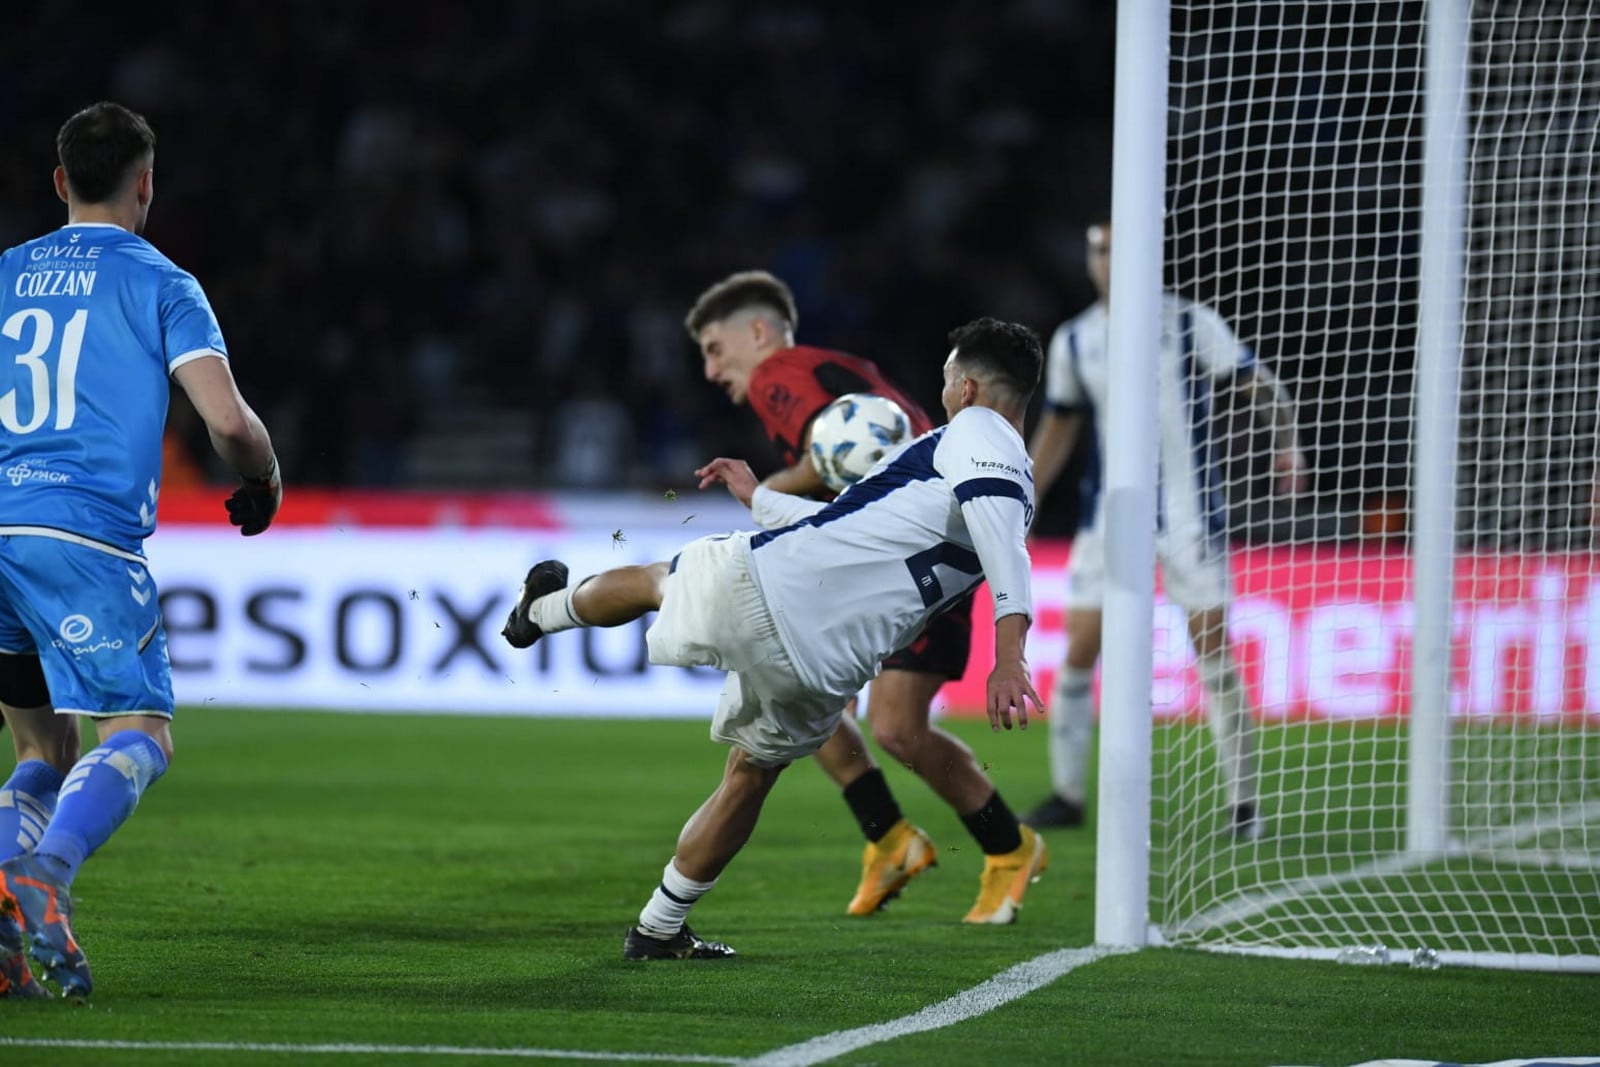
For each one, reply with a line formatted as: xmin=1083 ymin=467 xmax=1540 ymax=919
xmin=172 ymin=355 xmax=281 ymax=535
xmin=1028 ymin=408 xmax=1084 ymax=506
xmin=960 ymin=490 xmax=1041 ymax=732
xmin=696 ymin=457 xmax=826 ymax=528
xmin=990 ymin=612 xmax=1036 ymax=730
xmin=1238 ymin=364 xmax=1308 ymax=496
xmin=749 ymin=421 xmax=831 ymax=527
xmin=760 ymin=452 xmax=830 ymax=498
xmin=941 ymin=414 xmax=1042 ymax=730
xmin=1033 ymin=321 xmax=1089 ymax=507
xmin=1191 ymin=302 xmax=1308 ymax=498
xmin=751 ymin=484 xmax=826 ymax=528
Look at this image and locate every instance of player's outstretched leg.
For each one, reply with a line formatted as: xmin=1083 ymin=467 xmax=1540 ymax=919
xmin=963 ymin=825 xmax=1049 ymax=925
xmin=0 ymin=855 xmax=89 ymax=996
xmin=501 ymin=560 xmax=570 ymax=649
xmin=847 ymin=818 xmax=938 ymax=916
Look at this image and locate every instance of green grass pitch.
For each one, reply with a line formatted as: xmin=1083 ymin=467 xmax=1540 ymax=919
xmin=0 ymin=708 xmax=1593 ymax=1065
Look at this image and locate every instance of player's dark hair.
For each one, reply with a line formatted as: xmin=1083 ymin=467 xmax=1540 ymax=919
xmin=684 ymin=270 xmax=799 ymax=339
xmin=948 ymin=317 xmax=1043 ymax=405
xmin=56 ymin=101 xmax=156 ymax=204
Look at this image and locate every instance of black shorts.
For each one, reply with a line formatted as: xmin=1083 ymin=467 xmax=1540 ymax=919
xmin=880 ymin=592 xmax=974 ymax=680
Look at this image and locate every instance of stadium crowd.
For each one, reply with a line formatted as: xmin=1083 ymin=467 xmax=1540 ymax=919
xmin=0 ymin=2 xmax=1115 ymax=522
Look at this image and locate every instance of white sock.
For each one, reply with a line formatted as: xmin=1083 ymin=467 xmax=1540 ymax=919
xmin=637 ymin=858 xmax=717 ymax=938
xmin=1196 ymin=647 xmax=1257 ymax=807
xmin=528 ymin=581 xmax=587 ymax=634
xmin=1049 ymin=667 xmax=1095 ymax=804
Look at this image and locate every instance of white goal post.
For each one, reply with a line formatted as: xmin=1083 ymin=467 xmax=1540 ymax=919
xmin=1097 ymin=0 xmax=1600 ymax=972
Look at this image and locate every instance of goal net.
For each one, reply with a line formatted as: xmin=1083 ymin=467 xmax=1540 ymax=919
xmin=1142 ymin=0 xmax=1600 ymax=970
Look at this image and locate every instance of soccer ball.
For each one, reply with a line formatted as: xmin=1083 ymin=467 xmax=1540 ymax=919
xmin=808 ymin=392 xmax=913 ymax=493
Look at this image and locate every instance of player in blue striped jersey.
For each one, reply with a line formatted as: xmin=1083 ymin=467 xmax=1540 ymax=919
xmin=0 ymin=101 xmax=281 ymax=998
xmin=503 ymin=318 xmax=1049 ymax=958
xmin=1026 ymin=221 xmax=1308 ymax=840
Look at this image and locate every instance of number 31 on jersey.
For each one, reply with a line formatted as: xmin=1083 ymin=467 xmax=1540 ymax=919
xmin=1 ymin=307 xmax=86 ymax=433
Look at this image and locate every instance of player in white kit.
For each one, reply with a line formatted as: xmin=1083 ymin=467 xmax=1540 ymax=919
xmin=1026 ymin=221 xmax=1308 ymax=840
xmin=502 ymin=318 xmax=1047 ymax=959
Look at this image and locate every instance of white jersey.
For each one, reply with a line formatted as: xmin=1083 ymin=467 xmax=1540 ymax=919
xmin=1045 ymin=294 xmax=1253 ymax=545
xmin=745 ymin=405 xmax=1034 ymax=696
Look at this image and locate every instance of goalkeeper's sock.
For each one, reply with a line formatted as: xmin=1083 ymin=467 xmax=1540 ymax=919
xmin=1048 ymin=667 xmax=1095 ymax=804
xmin=0 ymin=760 xmax=64 ymax=863
xmin=33 ymin=731 xmax=168 ymax=887
xmin=637 ymin=859 xmax=716 ymax=938
xmin=841 ymin=768 xmax=904 ymax=843
xmin=528 ymin=581 xmax=589 ymax=635
xmin=1196 ymin=647 xmax=1257 ymax=807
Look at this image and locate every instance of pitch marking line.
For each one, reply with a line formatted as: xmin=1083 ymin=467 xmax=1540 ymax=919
xmin=0 ymin=1039 xmax=739 ymax=1063
xmin=0 ymin=945 xmax=1123 ymax=1065
xmin=1330 ymin=1060 xmax=1600 ymax=1067
xmin=745 ymin=944 xmax=1130 ymax=1066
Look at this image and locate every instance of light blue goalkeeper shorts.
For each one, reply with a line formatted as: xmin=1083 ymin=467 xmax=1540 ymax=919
xmin=0 ymin=532 xmax=174 ymax=718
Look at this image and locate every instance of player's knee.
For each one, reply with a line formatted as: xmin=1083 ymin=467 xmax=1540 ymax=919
xmin=869 ymin=716 xmax=922 ymax=763
xmin=731 ymin=748 xmax=786 ymax=789
xmin=1065 ymin=646 xmax=1099 ymax=671
xmin=644 ymin=561 xmax=672 ymax=607
xmin=1065 ymin=616 xmax=1103 ymax=667
xmin=1187 ymin=610 xmax=1230 ymax=658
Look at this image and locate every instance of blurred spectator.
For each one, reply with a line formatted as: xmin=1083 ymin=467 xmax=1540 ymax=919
xmin=1362 ymin=491 xmax=1410 ymax=543
xmin=550 ymin=371 xmax=634 ymax=488
xmin=0 ymin=1 xmax=1117 ymax=489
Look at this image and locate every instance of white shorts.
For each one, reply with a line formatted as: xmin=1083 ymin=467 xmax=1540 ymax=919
xmin=646 ymin=532 xmax=847 ymax=768
xmin=1066 ymin=523 xmax=1232 ymax=613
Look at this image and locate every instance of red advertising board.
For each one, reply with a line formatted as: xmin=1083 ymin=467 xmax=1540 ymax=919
xmin=943 ymin=542 xmax=1600 ymax=723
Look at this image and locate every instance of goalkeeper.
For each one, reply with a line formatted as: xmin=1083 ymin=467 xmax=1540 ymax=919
xmin=0 ymin=101 xmax=281 ymax=1000
xmin=1025 ymin=221 xmax=1308 ymax=840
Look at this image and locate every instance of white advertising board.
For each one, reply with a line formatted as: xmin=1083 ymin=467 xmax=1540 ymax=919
xmin=146 ymin=528 xmax=729 ymax=715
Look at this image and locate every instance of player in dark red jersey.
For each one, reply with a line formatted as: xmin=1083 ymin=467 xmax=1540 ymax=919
xmin=682 ymin=270 xmax=1036 ymax=924
xmin=746 ymin=347 xmax=929 ymax=472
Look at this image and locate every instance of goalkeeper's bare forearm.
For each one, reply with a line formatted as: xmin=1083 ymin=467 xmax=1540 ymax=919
xmin=172 ymin=353 xmax=281 ymax=534
xmin=172 ymin=355 xmax=276 ymax=480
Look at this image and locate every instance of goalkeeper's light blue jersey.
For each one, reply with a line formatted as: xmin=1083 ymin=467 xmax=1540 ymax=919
xmin=0 ymin=223 xmax=226 ymax=556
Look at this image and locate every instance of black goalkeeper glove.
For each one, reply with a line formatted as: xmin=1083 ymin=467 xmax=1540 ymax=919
xmin=226 ymin=457 xmax=282 ymax=536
